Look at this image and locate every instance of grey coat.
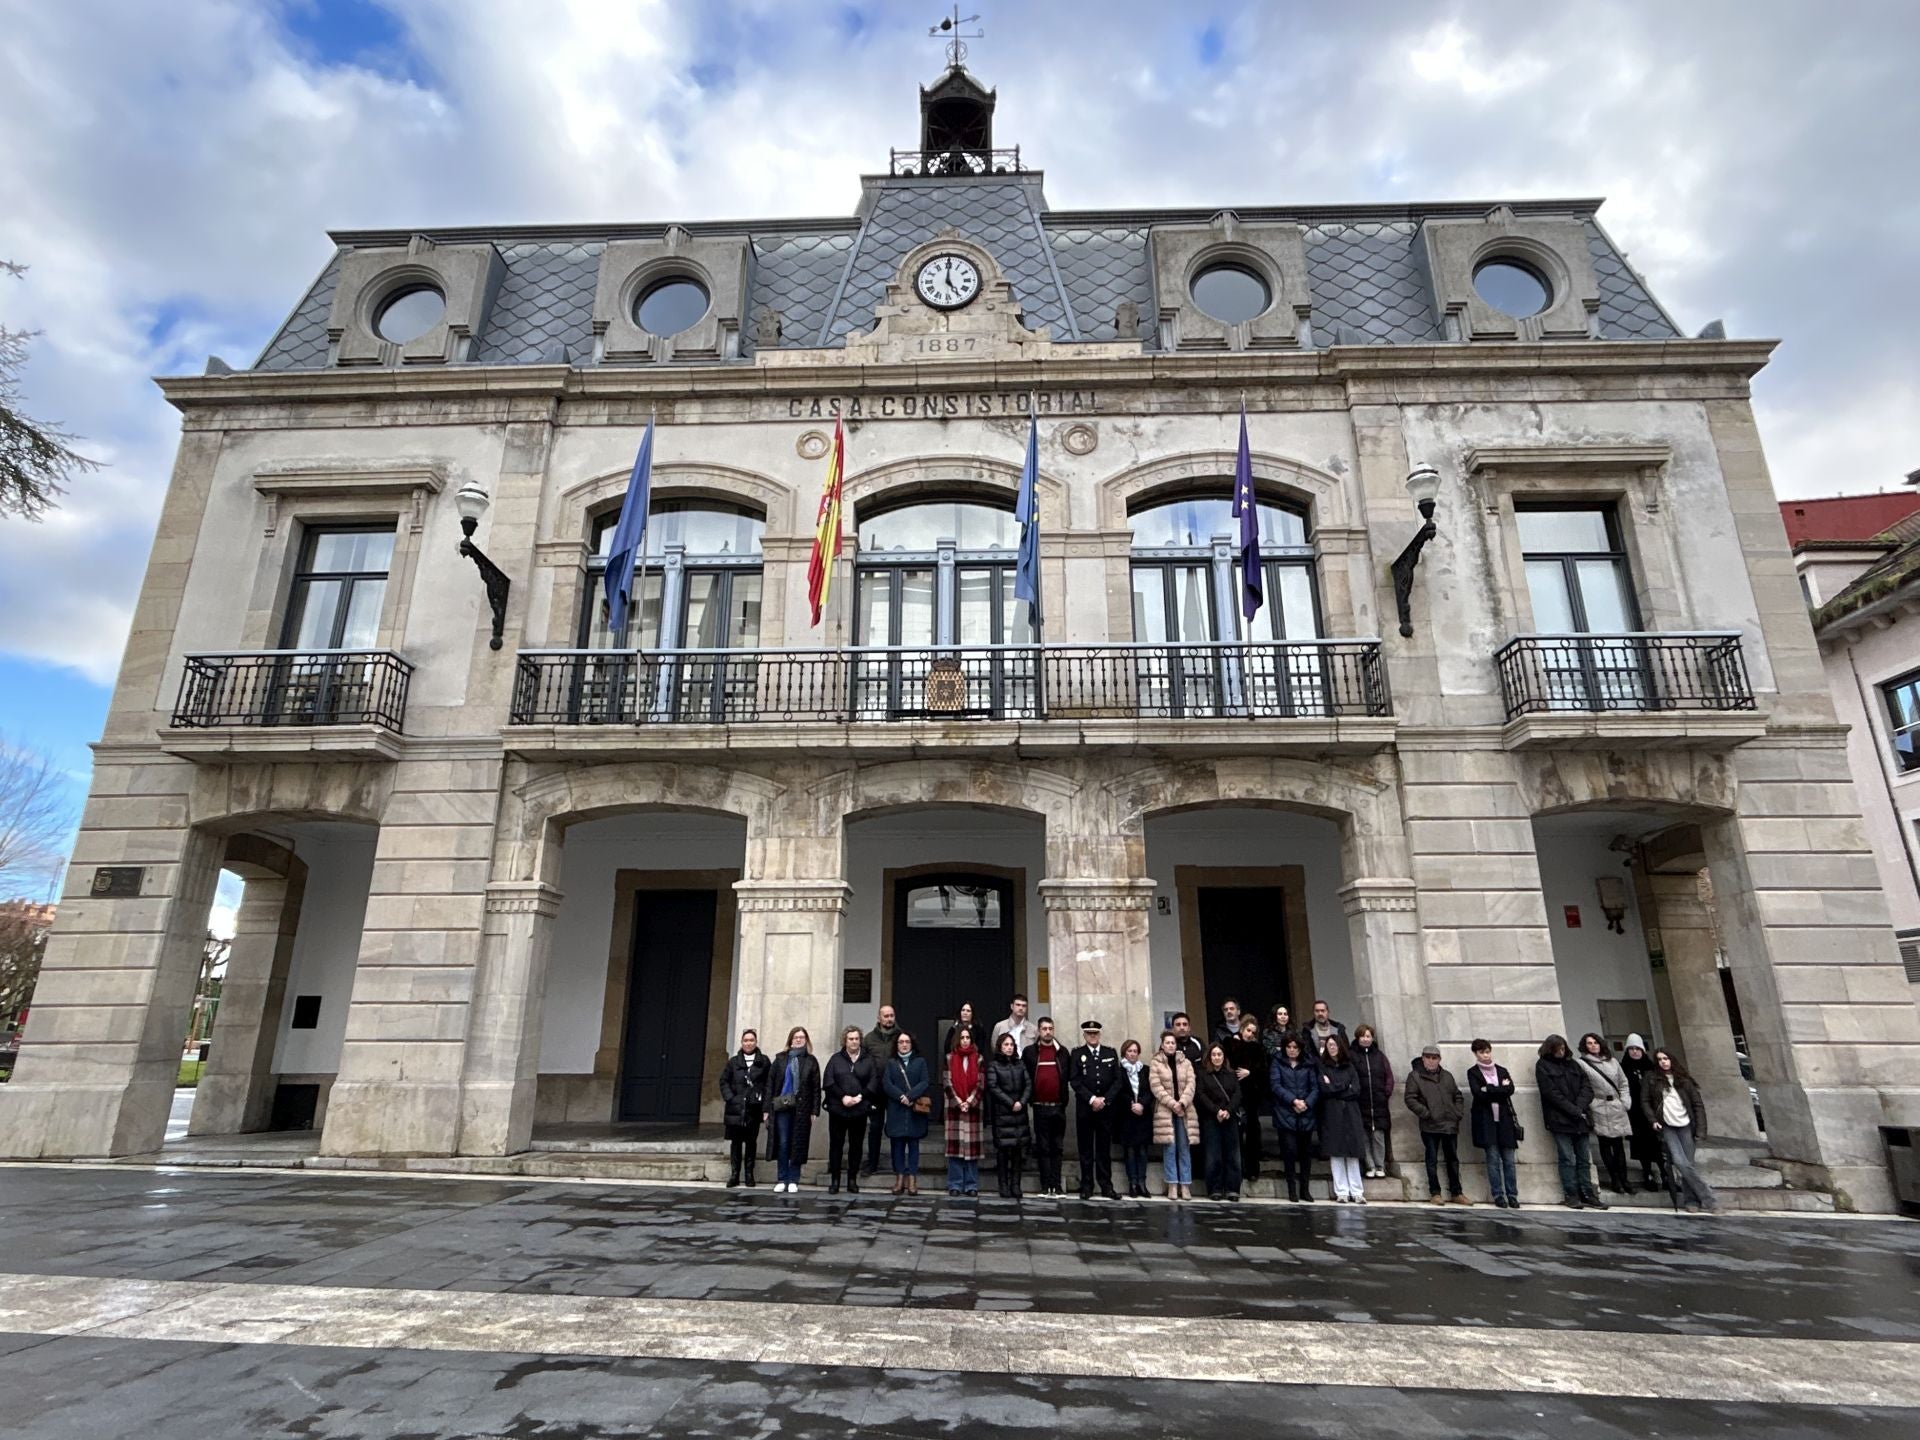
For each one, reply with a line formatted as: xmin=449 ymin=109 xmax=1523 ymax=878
xmin=1575 ymin=1052 xmax=1634 ymax=1139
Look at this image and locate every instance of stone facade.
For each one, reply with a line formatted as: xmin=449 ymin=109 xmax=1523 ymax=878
xmin=5 ymin=69 xmax=1917 ymax=1210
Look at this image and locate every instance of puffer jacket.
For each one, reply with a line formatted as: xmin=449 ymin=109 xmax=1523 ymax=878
xmin=1535 ymin=1036 xmax=1594 ymax=1136
xmin=1149 ymin=1051 xmax=1200 ymax=1145
xmin=1269 ymin=1053 xmax=1320 ymax=1134
xmin=1353 ymin=1041 xmax=1395 ymax=1130
xmin=985 ymin=1053 xmax=1033 ymax=1149
xmin=1575 ymin=1051 xmax=1634 ymax=1139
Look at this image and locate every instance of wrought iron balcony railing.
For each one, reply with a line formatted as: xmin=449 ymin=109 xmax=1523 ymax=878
xmin=171 ymin=650 xmax=414 ymax=731
xmin=511 ymin=641 xmax=1390 ymax=727
xmin=888 ymin=145 xmax=1024 ymax=176
xmin=1494 ymin=632 xmax=1755 ymax=720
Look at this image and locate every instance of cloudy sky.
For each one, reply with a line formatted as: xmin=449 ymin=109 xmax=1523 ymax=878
xmin=1 ymin=0 xmax=1916 ymax=851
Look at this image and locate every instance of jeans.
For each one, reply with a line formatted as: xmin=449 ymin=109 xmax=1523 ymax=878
xmin=1483 ymin=1146 xmax=1518 ymax=1201
xmin=1661 ymin=1124 xmax=1718 ymax=1209
xmin=1200 ymin=1112 xmax=1241 ymax=1196
xmin=827 ymin=1113 xmax=867 ymax=1180
xmin=1123 ymin=1143 xmax=1150 ymax=1191
xmin=1328 ymin=1154 xmax=1364 ymax=1200
xmin=1274 ymin=1129 xmax=1312 ymax=1196
xmin=946 ymin=1156 xmax=979 ymax=1192
xmin=1552 ymin=1131 xmax=1597 ymax=1199
xmin=1420 ymin=1132 xmax=1462 ymax=1196
xmin=890 ymin=1135 xmax=920 ymax=1176
xmin=1363 ymin=1126 xmax=1390 ymax=1174
xmin=1162 ymin=1128 xmax=1193 ymax=1186
xmin=773 ymin=1111 xmax=801 ymax=1185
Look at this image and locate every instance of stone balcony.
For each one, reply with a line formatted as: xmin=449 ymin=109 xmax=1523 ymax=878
xmin=159 ymin=649 xmax=413 ymax=762
xmin=1493 ymin=631 xmax=1767 ymax=749
xmin=504 ymin=640 xmax=1397 ymax=758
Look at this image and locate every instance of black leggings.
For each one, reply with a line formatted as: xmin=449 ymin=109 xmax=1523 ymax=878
xmin=1596 ymin=1135 xmax=1629 ymax=1191
xmin=1275 ymin=1129 xmax=1312 ymax=1194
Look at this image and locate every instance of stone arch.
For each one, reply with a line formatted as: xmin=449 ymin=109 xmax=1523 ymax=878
xmin=843 ymin=454 xmax=1070 ymax=532
xmin=818 ymin=757 xmax=1078 ymax=834
xmin=501 ymin=760 xmax=786 ymax=886
xmin=187 ymin=763 xmax=392 ymax=833
xmin=1095 ymin=449 xmax=1352 ymax=532
xmin=556 ymin=461 xmax=797 ymax=542
xmin=1103 ymin=755 xmax=1406 ymax=879
xmin=1518 ymin=750 xmax=1738 ymax=821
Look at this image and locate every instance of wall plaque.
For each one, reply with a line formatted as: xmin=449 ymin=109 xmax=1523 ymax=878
xmin=91 ymin=867 xmax=144 ymax=898
xmin=842 ymin=968 xmax=874 ymax=1005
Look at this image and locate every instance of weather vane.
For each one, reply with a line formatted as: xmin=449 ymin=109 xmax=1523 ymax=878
xmin=931 ymin=5 xmax=983 ymax=68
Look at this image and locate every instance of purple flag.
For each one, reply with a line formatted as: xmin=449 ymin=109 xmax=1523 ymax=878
xmin=1230 ymin=404 xmax=1263 ymax=623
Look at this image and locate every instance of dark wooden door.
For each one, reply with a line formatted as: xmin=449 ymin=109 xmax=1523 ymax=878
xmin=618 ymin=888 xmax=718 ymax=1122
xmin=1196 ymin=886 xmax=1291 ymax=1031
xmin=891 ymin=872 xmax=1016 ymax=1123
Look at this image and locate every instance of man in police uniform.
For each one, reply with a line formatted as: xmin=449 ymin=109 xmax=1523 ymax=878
xmin=1070 ymin=1019 xmax=1123 ymax=1200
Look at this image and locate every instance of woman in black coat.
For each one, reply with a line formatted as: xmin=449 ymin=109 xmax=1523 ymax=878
xmin=822 ymin=1025 xmax=877 ymax=1195
xmin=1315 ymin=1034 xmax=1368 ymax=1203
xmin=1351 ymin=1024 xmax=1395 ymax=1179
xmin=1196 ymin=1043 xmax=1244 ymax=1202
xmin=765 ymin=1027 xmax=822 ymax=1193
xmin=1114 ymin=1039 xmax=1157 ymax=1198
xmin=1225 ymin=1016 xmax=1269 ymax=1182
xmin=985 ymin=1031 xmax=1033 ymax=1198
xmin=718 ymin=1029 xmax=771 ymax=1188
xmin=1620 ymin=1033 xmax=1666 ymax=1191
xmin=1535 ymin=1034 xmax=1604 ymax=1210
xmin=1467 ymin=1038 xmax=1520 ymax=1208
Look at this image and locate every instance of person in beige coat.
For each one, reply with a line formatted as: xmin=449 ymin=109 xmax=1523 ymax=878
xmin=1149 ymin=1031 xmax=1200 ymax=1200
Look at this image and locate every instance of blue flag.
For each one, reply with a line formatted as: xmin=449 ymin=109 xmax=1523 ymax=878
xmin=1014 ymin=402 xmax=1042 ymax=630
xmin=1230 ymin=403 xmax=1263 ymax=624
xmin=603 ymin=417 xmax=655 ymax=638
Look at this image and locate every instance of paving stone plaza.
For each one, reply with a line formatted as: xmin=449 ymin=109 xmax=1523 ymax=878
xmin=0 ymin=1163 xmax=1918 ymax=1436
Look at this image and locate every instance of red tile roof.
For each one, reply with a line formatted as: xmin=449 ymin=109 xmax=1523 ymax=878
xmin=1779 ymin=493 xmax=1920 ymax=547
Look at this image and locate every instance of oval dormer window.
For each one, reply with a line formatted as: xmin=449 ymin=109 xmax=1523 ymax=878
xmin=1472 ymin=258 xmax=1551 ymax=318
xmin=1191 ymin=264 xmax=1271 ymax=325
xmin=635 ymin=277 xmax=711 ymax=336
xmin=374 ymin=286 xmax=446 ymax=344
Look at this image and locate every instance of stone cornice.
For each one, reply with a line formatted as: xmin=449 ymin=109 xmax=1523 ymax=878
xmin=253 ymin=462 xmax=447 ymax=535
xmin=484 ymin=881 xmax=564 ymax=918
xmin=155 ymin=340 xmax=1779 ymax=415
xmin=733 ymin=879 xmax=852 ymax=913
xmin=1037 ymin=878 xmax=1158 ymax=911
xmin=1339 ymin=878 xmax=1419 ymax=915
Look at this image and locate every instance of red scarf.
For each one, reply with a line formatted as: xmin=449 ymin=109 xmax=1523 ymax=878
xmin=948 ymin=1046 xmax=980 ymax=1100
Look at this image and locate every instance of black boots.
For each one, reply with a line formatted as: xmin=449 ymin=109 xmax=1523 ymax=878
xmin=828 ymin=1172 xmax=841 ymax=1194
xmin=727 ymin=1143 xmax=743 ymax=1188
xmin=743 ymin=1158 xmax=757 ymax=1188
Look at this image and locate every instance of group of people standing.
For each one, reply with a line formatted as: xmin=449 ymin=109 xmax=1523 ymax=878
xmin=715 ymin=995 xmax=1719 ymax=1213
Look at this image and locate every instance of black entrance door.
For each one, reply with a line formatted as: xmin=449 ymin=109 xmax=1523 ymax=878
xmin=1196 ymin=886 xmax=1291 ymax=1032
xmin=891 ymin=872 xmax=1017 ymax=1122
xmin=618 ymin=888 xmax=718 ymax=1122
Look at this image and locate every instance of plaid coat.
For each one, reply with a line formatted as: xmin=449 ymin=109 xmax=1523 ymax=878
xmin=944 ymin=1057 xmax=985 ymax=1160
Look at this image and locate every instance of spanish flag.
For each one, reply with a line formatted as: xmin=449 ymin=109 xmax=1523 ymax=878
xmin=806 ymin=418 xmax=845 ymax=627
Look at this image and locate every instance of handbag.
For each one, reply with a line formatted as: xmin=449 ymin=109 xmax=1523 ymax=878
xmin=1513 ymin=1122 xmax=1526 ymax=1143
xmin=769 ymin=1093 xmax=797 ymax=1113
xmin=912 ymin=1096 xmax=932 ymax=1115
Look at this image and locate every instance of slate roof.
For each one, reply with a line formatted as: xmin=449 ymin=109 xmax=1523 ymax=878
xmin=251 ymin=179 xmax=1682 ymax=370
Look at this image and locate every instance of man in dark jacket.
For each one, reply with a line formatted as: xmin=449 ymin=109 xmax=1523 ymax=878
xmin=1023 ymin=1017 xmax=1072 ymax=1195
xmin=718 ymin=1030 xmax=772 ymax=1188
xmin=1403 ymin=1044 xmax=1469 ymax=1205
xmin=1211 ymin=997 xmax=1245 ymax=1048
xmin=1070 ymin=1019 xmax=1124 ymax=1199
xmin=1302 ymin=1000 xmax=1349 ymax=1056
xmin=1536 ymin=1034 xmax=1607 ymax=1209
xmin=859 ymin=1005 xmax=900 ymax=1176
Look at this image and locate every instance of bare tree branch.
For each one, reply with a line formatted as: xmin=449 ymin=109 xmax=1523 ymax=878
xmin=1 ymin=261 xmax=100 ymax=520
xmin=0 ymin=906 xmax=48 ymax=1026
xmin=0 ymin=737 xmax=74 ymax=894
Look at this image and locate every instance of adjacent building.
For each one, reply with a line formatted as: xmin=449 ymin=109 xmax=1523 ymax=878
xmin=1788 ymin=485 xmax=1920 ymax=1008
xmin=5 ymin=64 xmax=1918 ymax=1207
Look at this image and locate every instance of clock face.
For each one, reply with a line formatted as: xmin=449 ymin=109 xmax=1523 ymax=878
xmin=915 ymin=253 xmax=981 ymax=310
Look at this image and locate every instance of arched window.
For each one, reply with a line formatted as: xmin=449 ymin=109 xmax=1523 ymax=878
xmin=581 ymin=499 xmax=765 ymax=650
xmin=1127 ymin=494 xmax=1318 ymax=644
xmin=852 ymin=497 xmax=1034 ymax=719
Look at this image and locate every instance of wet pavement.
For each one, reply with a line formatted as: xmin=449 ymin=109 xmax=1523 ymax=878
xmin=0 ymin=1164 xmax=1915 ymax=1437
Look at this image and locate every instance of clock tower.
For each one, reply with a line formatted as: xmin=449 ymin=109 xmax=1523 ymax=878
xmin=918 ymin=65 xmax=997 ymax=174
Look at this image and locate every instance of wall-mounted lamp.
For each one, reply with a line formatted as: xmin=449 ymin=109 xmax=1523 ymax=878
xmin=1596 ymin=875 xmax=1629 ymax=934
xmin=1390 ymin=463 xmax=1441 ymax=638
xmin=454 ymin=479 xmax=512 ymax=651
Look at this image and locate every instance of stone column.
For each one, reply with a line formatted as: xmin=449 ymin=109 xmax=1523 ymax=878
xmin=1037 ymin=879 xmax=1157 ymax=1054
xmin=455 ymin=880 xmax=563 ymax=1156
xmin=1340 ymin=877 xmax=1432 ymax=1062
xmin=1645 ymin=871 xmax=1762 ymax=1142
xmin=0 ymin=818 xmax=224 ymax=1158
xmin=731 ymin=880 xmax=850 ymax=1059
xmin=189 ymin=863 xmax=306 ymax=1135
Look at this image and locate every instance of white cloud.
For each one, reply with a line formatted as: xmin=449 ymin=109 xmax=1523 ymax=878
xmin=0 ymin=0 xmax=1915 ymax=693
